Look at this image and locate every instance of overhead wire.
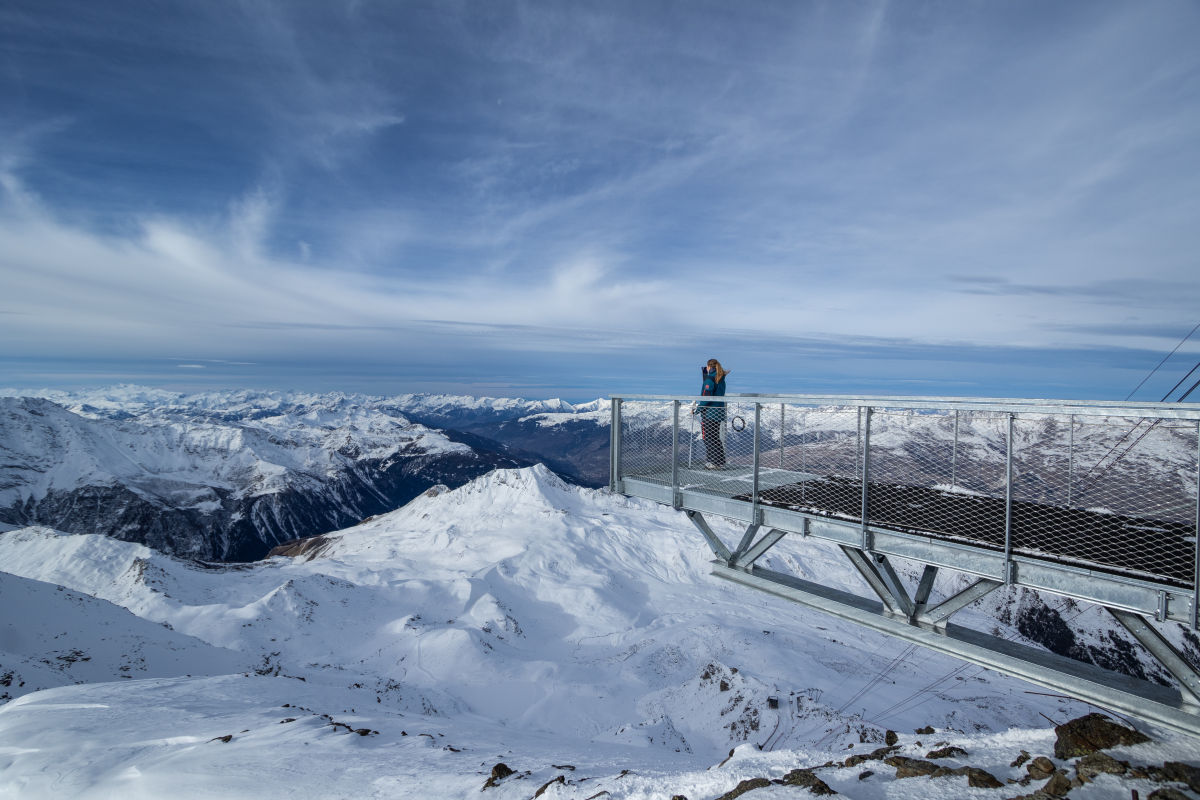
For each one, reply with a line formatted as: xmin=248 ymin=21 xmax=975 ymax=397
xmin=1074 ymin=323 xmax=1200 ymax=499
xmin=1160 ymin=361 xmax=1200 ymax=403
xmin=1124 ymin=319 xmax=1200 ymax=401
xmin=868 ymin=597 xmax=1084 ymax=725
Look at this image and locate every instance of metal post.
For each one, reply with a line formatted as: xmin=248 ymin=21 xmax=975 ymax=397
xmin=1067 ymin=414 xmax=1075 ymax=508
xmin=609 ymin=397 xmax=622 ymax=491
xmin=779 ymin=403 xmax=785 ymax=469
xmin=951 ymin=410 xmax=959 ymax=489
xmin=856 ymin=407 xmax=863 ymax=480
xmin=800 ymin=409 xmax=806 ymax=502
xmin=671 ymin=400 xmax=680 ymax=499
xmin=861 ymin=407 xmax=873 ymax=548
xmin=1194 ymin=420 xmax=1199 ymax=630
xmin=752 ymin=403 xmax=762 ymax=522
xmin=691 ymin=400 xmax=700 ymax=470
xmin=1004 ymin=413 xmax=1015 ymax=583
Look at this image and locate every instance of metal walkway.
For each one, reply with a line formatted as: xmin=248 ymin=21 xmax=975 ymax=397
xmin=609 ymin=393 xmax=1200 ymax=737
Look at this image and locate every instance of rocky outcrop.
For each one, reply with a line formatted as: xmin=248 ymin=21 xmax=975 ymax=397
xmin=1053 ymin=713 xmax=1150 ymax=758
xmin=266 ymin=534 xmax=333 ymax=560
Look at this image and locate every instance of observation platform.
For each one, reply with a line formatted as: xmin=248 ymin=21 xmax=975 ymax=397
xmin=610 ymin=393 xmax=1200 ymax=737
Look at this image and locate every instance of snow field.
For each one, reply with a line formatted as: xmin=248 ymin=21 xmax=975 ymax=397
xmin=1 ymin=464 xmax=1197 ymax=798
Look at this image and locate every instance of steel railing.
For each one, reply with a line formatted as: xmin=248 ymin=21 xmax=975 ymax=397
xmin=611 ymin=393 xmax=1200 ymax=624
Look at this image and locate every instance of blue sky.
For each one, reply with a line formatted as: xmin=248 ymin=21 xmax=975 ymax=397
xmin=2 ymin=1 xmax=1199 ymax=402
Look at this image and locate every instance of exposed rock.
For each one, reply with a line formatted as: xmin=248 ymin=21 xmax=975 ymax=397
xmin=1155 ymin=762 xmax=1200 ymax=793
xmin=926 ymin=745 xmax=968 ymax=760
xmin=1148 ymin=788 xmax=1192 ymax=800
xmin=534 ymin=775 xmax=565 ymax=798
xmin=914 ymin=725 xmax=935 ymax=735
xmin=884 ymin=756 xmax=1004 ymax=789
xmin=843 ymin=745 xmax=898 ymax=767
xmin=482 ymin=762 xmax=515 ymax=790
xmin=960 ymin=767 xmax=1004 ymax=788
xmin=779 ymin=768 xmax=837 ymax=795
xmin=1028 ymin=757 xmax=1057 ymax=780
xmin=1075 ymin=752 xmax=1128 ymax=782
xmin=885 ymin=756 xmax=940 ymax=778
xmin=1042 ymin=771 xmax=1072 ymax=796
xmin=858 ymin=771 xmax=874 ymax=780
xmin=1054 ymin=713 xmax=1150 ymax=758
xmin=1011 ymin=750 xmax=1032 ymax=768
xmin=714 ymin=777 xmax=771 ymax=800
xmin=885 ymin=729 xmax=898 ymax=746
xmin=267 ymin=535 xmax=333 ymax=560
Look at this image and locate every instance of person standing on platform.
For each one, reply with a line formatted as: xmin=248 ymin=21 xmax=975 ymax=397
xmin=697 ymin=358 xmax=729 ymax=468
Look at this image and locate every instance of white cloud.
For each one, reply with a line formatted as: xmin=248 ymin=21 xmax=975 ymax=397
xmin=3 ymin=1 xmax=1199 ymax=396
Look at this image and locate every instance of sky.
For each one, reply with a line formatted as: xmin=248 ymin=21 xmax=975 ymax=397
xmin=2 ymin=0 xmax=1199 ymax=402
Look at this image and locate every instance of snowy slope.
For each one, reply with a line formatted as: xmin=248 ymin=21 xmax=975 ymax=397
xmin=3 ymin=465 xmax=1198 ymax=798
xmin=0 ymin=567 xmax=247 ymax=703
xmin=0 ymin=390 xmax=528 ymax=560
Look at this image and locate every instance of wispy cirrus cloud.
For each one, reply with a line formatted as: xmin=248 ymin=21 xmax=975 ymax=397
xmin=2 ymin=0 xmax=1199 ymax=398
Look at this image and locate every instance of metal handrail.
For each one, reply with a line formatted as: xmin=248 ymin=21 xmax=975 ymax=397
xmin=612 ymin=391 xmax=1200 ymax=625
xmin=612 ymin=393 xmax=1200 ymax=420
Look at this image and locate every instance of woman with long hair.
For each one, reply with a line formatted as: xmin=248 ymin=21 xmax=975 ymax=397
xmin=698 ymin=358 xmax=729 ymax=468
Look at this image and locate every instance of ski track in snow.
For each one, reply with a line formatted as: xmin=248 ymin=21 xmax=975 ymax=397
xmin=0 ymin=414 xmax=1198 ymax=796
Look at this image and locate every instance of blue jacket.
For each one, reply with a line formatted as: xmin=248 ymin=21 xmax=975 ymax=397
xmin=699 ymin=370 xmax=726 ymax=421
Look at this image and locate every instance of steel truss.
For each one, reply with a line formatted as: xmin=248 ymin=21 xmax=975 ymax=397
xmin=687 ymin=509 xmax=1200 ymax=738
xmin=611 ymin=393 xmax=1200 ymax=738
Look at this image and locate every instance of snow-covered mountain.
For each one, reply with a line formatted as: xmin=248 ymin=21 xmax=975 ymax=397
xmin=0 ymin=568 xmax=248 ymax=704
xmin=2 ymin=465 xmax=1198 ymax=798
xmin=0 ymin=388 xmax=537 ymax=560
xmin=387 ymin=392 xmax=612 ymax=486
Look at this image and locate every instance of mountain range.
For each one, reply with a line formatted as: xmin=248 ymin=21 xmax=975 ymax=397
xmin=0 ymin=386 xmax=611 ymax=561
xmin=4 ymin=464 xmax=1199 ymax=798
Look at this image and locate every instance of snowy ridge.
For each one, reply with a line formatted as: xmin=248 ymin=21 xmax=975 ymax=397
xmin=0 ymin=385 xmax=602 ymax=423
xmin=0 ymin=567 xmax=247 ymax=703
xmin=0 ymin=389 xmax=529 ymax=560
xmin=2 ymin=465 xmax=1195 ymax=798
xmin=0 ymin=393 xmax=467 ymax=510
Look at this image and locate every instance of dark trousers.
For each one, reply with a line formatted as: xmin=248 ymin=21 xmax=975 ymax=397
xmin=702 ymin=418 xmax=725 ymax=466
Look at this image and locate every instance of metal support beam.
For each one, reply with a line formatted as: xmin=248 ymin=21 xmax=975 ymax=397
xmin=609 ymin=397 xmax=622 ymax=493
xmin=1004 ymin=413 xmax=1015 ymax=584
xmin=1109 ymin=608 xmax=1200 ymax=710
xmin=1194 ymin=419 xmax=1199 ymax=630
xmin=751 ymin=403 xmax=762 ymax=523
xmin=686 ymin=511 xmax=731 ymax=562
xmin=914 ymin=565 xmax=939 ymax=608
xmin=671 ymin=400 xmax=680 ymax=505
xmin=916 ymin=578 xmax=1003 ymax=632
xmin=779 ymin=403 xmax=785 ymax=470
xmin=711 ymin=561 xmax=1200 ymax=739
xmin=841 ymin=546 xmax=914 ymax=619
xmin=860 ymin=408 xmax=872 ymax=549
xmin=951 ymin=412 xmax=959 ymax=489
xmin=733 ymin=528 xmax=789 ymax=569
xmin=733 ymin=523 xmax=761 ymax=563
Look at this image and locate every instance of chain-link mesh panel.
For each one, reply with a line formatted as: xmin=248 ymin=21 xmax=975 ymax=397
xmin=863 ymin=409 xmax=1009 ymax=549
xmin=676 ymin=399 xmax=758 ymax=497
xmin=1010 ymin=415 xmax=1199 ymax=585
xmin=617 ymin=400 xmax=676 ymax=486
xmin=614 ymin=397 xmax=1200 ymax=588
xmin=755 ymin=406 xmax=864 ymax=519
